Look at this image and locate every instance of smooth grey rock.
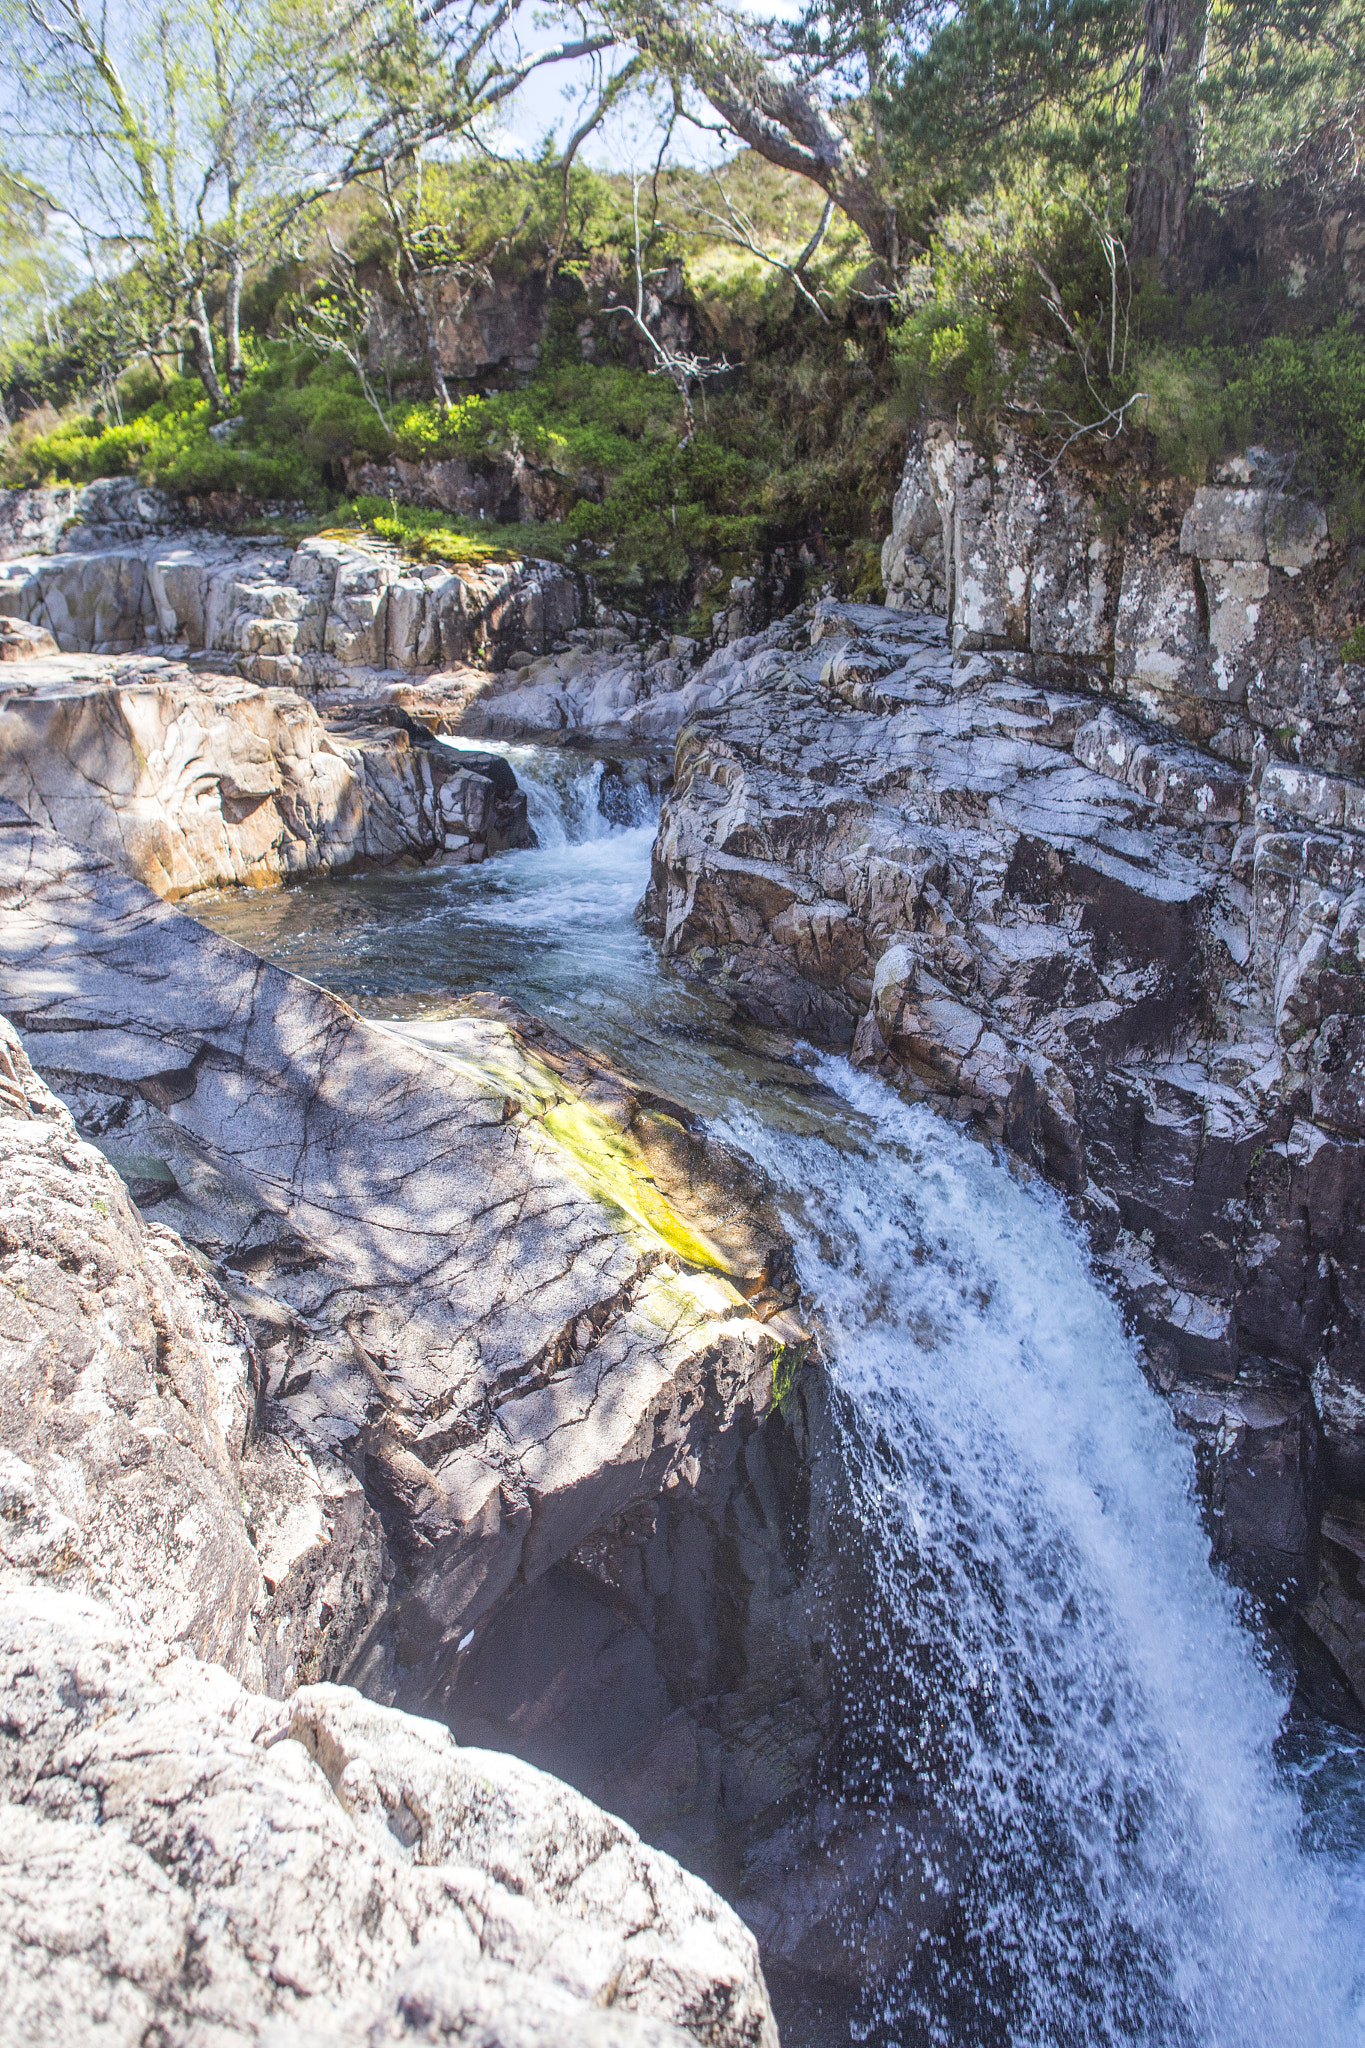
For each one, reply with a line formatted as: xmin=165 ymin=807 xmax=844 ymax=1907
xmin=0 ymin=1014 xmax=383 ymax=1691
xmin=0 ymin=618 xmax=57 ymax=661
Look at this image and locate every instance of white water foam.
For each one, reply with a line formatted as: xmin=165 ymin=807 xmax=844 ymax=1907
xmin=723 ymin=1059 xmax=1365 ymax=2047
xmin=439 ymin=736 xmax=654 ymax=849
xmin=201 ymin=738 xmax=1365 ymax=2043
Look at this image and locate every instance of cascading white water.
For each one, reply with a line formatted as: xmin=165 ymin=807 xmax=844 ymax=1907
xmin=438 ymin=734 xmax=656 ymax=848
xmin=725 ymin=1063 xmax=1365 ymax=2048
xmin=197 ymin=741 xmax=1365 ymax=2047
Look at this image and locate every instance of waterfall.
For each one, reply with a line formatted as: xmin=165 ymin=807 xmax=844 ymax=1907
xmin=438 ymin=736 xmax=656 ymax=848
xmin=197 ymin=740 xmax=1365 ymax=2046
xmin=724 ymin=1059 xmax=1365 ymax=2047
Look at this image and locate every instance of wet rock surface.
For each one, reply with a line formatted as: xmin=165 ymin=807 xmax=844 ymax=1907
xmin=646 ymin=593 xmax=1365 ymax=1714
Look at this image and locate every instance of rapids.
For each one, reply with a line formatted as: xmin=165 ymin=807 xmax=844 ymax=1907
xmin=194 ymin=741 xmax=1365 ymax=2047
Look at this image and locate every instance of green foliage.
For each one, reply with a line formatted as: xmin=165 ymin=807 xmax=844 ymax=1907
xmin=4 ymin=366 xmax=325 ymax=500
xmin=332 ymin=496 xmax=541 ymax=567
xmin=1343 ymin=625 xmax=1365 ymax=666
xmin=771 ymin=1339 xmax=809 ymax=1408
xmin=1131 ymin=319 xmax=1365 ymax=530
xmin=377 ymin=365 xmax=769 ymax=601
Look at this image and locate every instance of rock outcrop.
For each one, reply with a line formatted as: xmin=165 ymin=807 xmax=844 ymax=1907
xmin=0 ymin=655 xmax=531 ymax=896
xmin=459 ymin=618 xmax=808 ymax=748
xmin=879 ymin=433 xmax=1357 ymax=774
xmin=0 ymin=799 xmax=810 ymax=1726
xmin=0 ymin=478 xmax=180 ymax=563
xmin=645 ymin=591 xmax=1365 ymax=1715
xmin=0 ymin=869 xmax=782 ymax=2045
xmin=2 ymin=1573 xmax=776 ymax=2048
xmin=0 ymin=520 xmax=582 ymax=683
xmin=0 ymin=1012 xmax=376 ymax=1694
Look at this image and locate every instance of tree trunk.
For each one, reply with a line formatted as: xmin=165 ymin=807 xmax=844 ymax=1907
xmin=186 ymin=288 xmax=229 ymax=414
xmin=224 ymin=252 xmax=245 ymax=402
xmin=224 ymin=181 xmax=246 ymax=403
xmin=381 ymin=162 xmax=452 ymax=415
xmin=1126 ymin=0 xmax=1209 ymax=274
xmin=627 ymin=2 xmax=904 ymax=273
xmin=406 ymin=268 xmax=452 ymax=414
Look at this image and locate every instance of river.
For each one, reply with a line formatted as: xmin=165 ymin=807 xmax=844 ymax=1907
xmin=194 ymin=741 xmax=1365 ymax=2048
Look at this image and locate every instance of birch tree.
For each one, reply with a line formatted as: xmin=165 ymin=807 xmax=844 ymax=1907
xmin=3 ymin=0 xmax=348 ymax=407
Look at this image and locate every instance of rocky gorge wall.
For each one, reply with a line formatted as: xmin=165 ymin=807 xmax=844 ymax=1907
xmin=0 ymin=493 xmax=583 ymax=684
xmin=648 ymin=484 xmax=1365 ymax=1723
xmin=10 ymin=404 xmax=1365 ymax=2036
xmin=880 ymin=426 xmax=1355 ymax=768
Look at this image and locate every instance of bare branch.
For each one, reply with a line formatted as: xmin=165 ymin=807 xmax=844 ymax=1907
xmin=605 ymin=172 xmax=732 ymax=443
xmin=683 ymin=169 xmax=832 ymax=321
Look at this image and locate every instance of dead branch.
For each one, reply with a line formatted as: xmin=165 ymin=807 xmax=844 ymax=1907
xmin=605 ymin=174 xmax=732 ymax=443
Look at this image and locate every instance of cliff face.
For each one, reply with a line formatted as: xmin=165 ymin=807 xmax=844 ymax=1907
xmin=0 ymin=512 xmax=582 ymax=681
xmin=647 ymin=468 xmax=1365 ymax=1716
xmin=880 ymin=428 xmax=1357 ymax=771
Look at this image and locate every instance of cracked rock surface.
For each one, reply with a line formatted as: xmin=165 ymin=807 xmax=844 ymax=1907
xmin=0 ymin=897 xmax=780 ymax=2046
xmin=0 ymin=1012 xmax=382 ymax=1693
xmin=0 ymin=522 xmax=581 ymax=682
xmin=646 ymin=596 xmax=1365 ymax=1719
xmin=0 ymin=1571 xmax=777 ymax=2047
xmin=0 ymin=801 xmax=797 ymax=1722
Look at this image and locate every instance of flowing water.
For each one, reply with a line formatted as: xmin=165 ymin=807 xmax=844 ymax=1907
xmin=195 ymin=741 xmax=1365 ymax=2048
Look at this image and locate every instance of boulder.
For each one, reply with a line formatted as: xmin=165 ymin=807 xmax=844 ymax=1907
xmin=0 ymin=663 xmax=530 ymax=896
xmin=0 ymin=1014 xmax=384 ymax=1692
xmin=0 ymin=617 xmax=57 ymax=661
xmin=0 ymin=1572 xmax=777 ymax=2048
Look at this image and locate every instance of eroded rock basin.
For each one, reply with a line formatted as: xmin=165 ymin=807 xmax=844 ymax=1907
xmin=190 ymin=737 xmax=1365 ymax=2048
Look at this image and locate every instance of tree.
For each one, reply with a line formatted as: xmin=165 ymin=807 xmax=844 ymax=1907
xmin=609 ymin=0 xmax=1364 ymax=283
xmin=615 ymin=0 xmax=907 ymax=268
xmin=1126 ymin=0 xmax=1206 ymax=268
xmin=0 ymin=171 xmax=78 ymax=426
xmin=2 ymin=0 xmax=347 ymax=407
xmin=284 ymin=0 xmax=623 ymax=407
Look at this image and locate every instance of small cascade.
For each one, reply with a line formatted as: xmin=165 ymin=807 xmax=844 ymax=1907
xmin=438 ymin=737 xmax=656 ymax=848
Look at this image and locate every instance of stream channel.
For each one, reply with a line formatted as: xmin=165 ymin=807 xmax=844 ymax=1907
xmin=196 ymin=740 xmax=1365 ymax=2048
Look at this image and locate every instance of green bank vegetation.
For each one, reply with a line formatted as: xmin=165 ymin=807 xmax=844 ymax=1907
xmin=1 ymin=0 xmax=1362 ymax=623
